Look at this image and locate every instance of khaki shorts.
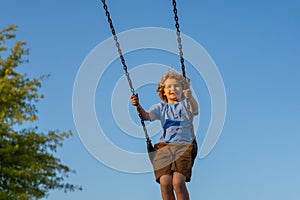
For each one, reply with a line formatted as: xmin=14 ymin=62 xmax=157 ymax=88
xmin=152 ymin=142 xmax=196 ymax=183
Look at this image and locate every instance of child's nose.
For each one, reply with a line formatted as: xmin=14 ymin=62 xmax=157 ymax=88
xmin=172 ymin=86 xmax=178 ymax=91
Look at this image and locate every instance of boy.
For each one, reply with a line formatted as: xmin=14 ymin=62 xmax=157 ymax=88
xmin=130 ymin=69 xmax=198 ymax=200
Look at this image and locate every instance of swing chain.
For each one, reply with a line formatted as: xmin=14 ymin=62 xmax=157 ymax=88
xmin=172 ymin=0 xmax=196 ymax=142
xmin=101 ymin=0 xmax=135 ymax=95
xmin=101 ymin=0 xmax=151 ymax=143
xmin=172 ymin=0 xmax=186 ymax=79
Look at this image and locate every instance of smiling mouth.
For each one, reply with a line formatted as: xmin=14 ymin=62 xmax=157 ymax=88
xmin=169 ymin=93 xmax=178 ymax=98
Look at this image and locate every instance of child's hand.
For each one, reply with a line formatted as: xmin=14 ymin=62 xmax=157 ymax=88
xmin=130 ymin=93 xmax=139 ymax=106
xmin=183 ymin=89 xmax=192 ymax=100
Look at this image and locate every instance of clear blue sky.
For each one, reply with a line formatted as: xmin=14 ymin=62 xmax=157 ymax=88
xmin=1 ymin=0 xmax=300 ymax=199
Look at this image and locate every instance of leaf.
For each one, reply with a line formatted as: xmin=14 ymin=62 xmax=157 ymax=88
xmin=0 ymin=25 xmax=82 ymax=199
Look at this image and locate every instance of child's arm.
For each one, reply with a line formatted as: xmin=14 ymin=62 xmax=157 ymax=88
xmin=183 ymin=89 xmax=199 ymax=115
xmin=130 ymin=94 xmax=151 ymax=121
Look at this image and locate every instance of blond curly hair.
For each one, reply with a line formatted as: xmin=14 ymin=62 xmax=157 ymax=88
xmin=157 ymin=69 xmax=190 ymax=103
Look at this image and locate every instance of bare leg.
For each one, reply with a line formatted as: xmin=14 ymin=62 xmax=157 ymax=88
xmin=159 ymin=175 xmax=176 ymax=200
xmin=172 ymin=172 xmax=189 ymax=200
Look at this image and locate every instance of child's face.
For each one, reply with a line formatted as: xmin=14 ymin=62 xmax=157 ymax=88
xmin=163 ymin=78 xmax=183 ymax=103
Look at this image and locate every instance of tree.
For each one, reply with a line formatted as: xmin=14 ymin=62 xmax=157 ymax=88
xmin=0 ymin=25 xmax=81 ymax=199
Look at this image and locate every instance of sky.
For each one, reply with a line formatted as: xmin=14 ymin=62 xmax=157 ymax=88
xmin=1 ymin=0 xmax=300 ymax=199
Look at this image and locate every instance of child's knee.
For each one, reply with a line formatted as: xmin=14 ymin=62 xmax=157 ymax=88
xmin=172 ymin=179 xmax=185 ymax=191
xmin=172 ymin=173 xmax=186 ymax=191
xmin=159 ymin=175 xmax=173 ymax=190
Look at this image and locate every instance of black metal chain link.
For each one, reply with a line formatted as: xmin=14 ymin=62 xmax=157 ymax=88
xmin=172 ymin=0 xmax=196 ymax=141
xmin=100 ymin=0 xmax=150 ymax=143
xmin=101 ymin=0 xmax=135 ymax=95
xmin=172 ymin=0 xmax=186 ymax=79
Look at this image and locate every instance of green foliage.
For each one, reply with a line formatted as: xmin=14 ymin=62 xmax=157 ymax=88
xmin=0 ymin=25 xmax=81 ymax=199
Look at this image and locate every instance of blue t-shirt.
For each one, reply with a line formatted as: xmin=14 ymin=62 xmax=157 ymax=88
xmin=149 ymin=99 xmax=195 ymax=144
